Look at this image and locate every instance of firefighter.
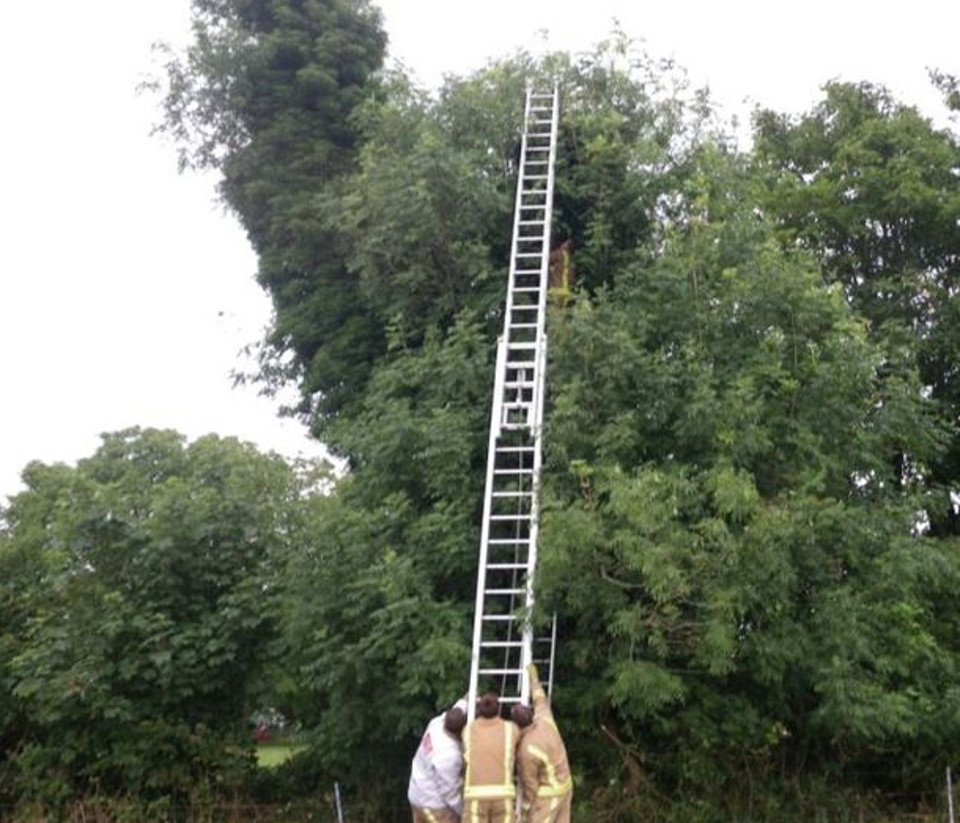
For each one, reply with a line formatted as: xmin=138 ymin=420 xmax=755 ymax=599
xmin=510 ymin=665 xmax=572 ymax=823
xmin=547 ymin=239 xmax=573 ymax=309
xmin=462 ymin=692 xmax=521 ymax=823
xmin=408 ymin=698 xmax=469 ymax=823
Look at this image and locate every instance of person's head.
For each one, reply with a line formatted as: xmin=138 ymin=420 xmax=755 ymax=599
xmin=477 ymin=692 xmax=501 ymax=719
xmin=511 ymin=704 xmax=533 ymax=728
xmin=444 ymin=707 xmax=467 ymax=736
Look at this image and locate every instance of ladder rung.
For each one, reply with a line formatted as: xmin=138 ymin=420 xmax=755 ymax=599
xmin=487 ymin=563 xmax=529 ymax=570
xmin=522 ymin=175 xmax=549 ymax=180
xmin=486 ymin=588 xmax=526 ymax=595
xmin=482 ymin=615 xmax=518 ymax=622
xmin=508 ymin=342 xmax=537 ymax=349
xmin=507 ymin=324 xmax=538 ymax=329
xmin=518 ymin=220 xmax=546 ymax=225
xmin=491 ymin=492 xmax=532 ymax=498
xmin=479 ymin=668 xmax=522 ymax=675
xmin=487 ymin=538 xmax=530 ymax=544
xmin=481 ymin=641 xmax=523 ymax=648
xmin=489 ymin=514 xmax=532 ymax=520
xmin=510 ymin=287 xmax=541 ymax=293
xmin=493 ymin=470 xmax=534 ymax=477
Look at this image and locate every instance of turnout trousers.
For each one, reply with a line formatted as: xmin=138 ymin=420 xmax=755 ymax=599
xmin=527 ymin=790 xmax=572 ymax=823
xmin=465 ymin=797 xmax=515 ymax=823
xmin=411 ymin=805 xmax=460 ymax=823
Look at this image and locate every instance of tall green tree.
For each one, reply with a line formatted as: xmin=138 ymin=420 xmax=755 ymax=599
xmin=157 ymin=11 xmax=960 ymax=818
xmin=538 ymin=146 xmax=959 ymax=814
xmin=0 ymin=429 xmax=311 ymax=805
xmin=753 ymin=82 xmax=960 ymax=533
xmin=156 ymin=0 xmax=388 ymax=424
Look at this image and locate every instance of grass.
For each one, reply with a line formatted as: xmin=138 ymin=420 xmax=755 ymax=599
xmin=255 ymin=742 xmax=304 ymax=768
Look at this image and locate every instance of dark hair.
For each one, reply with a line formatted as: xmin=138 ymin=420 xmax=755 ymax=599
xmin=444 ymin=707 xmax=467 ymax=735
xmin=511 ymin=704 xmax=533 ymax=728
xmin=477 ymin=692 xmax=501 ymax=719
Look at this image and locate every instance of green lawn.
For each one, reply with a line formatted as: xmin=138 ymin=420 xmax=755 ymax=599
xmin=255 ymin=743 xmax=304 ymax=768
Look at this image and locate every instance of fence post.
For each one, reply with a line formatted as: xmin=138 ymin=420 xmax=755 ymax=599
xmin=948 ymin=766 xmax=956 ymax=823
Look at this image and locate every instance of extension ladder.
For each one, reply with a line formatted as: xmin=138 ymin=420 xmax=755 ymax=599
xmin=467 ymin=85 xmax=560 ymax=719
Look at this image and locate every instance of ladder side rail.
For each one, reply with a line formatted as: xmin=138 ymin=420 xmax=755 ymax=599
xmin=533 ymin=84 xmax=561 ymax=351
xmin=519 ymin=332 xmax=549 ymax=704
xmin=547 ymin=612 xmax=558 ymax=697
xmin=501 ymin=90 xmax=536 ymax=352
xmin=520 ymin=85 xmax=560 ymax=701
xmin=519 ymin=83 xmax=559 ymax=438
xmin=468 ymin=335 xmax=510 ymax=720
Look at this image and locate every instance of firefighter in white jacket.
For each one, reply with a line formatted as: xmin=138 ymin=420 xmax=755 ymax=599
xmin=408 ymin=698 xmax=468 ymax=823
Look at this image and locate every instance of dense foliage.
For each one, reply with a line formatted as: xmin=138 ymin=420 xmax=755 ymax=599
xmin=3 ymin=2 xmax=959 ymax=820
xmin=0 ymin=430 xmax=320 ymax=811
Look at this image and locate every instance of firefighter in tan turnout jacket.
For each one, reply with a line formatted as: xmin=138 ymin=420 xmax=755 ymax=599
xmin=510 ymin=665 xmax=572 ymax=823
xmin=462 ymin=692 xmax=520 ymax=823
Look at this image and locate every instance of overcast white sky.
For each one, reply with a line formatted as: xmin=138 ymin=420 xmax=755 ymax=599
xmin=0 ymin=0 xmax=956 ymax=503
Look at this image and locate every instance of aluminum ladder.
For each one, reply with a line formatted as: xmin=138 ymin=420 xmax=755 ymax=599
xmin=468 ymin=85 xmax=560 ymax=719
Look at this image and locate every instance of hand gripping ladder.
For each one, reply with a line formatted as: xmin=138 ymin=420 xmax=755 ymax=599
xmin=468 ymin=85 xmax=560 ymax=719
